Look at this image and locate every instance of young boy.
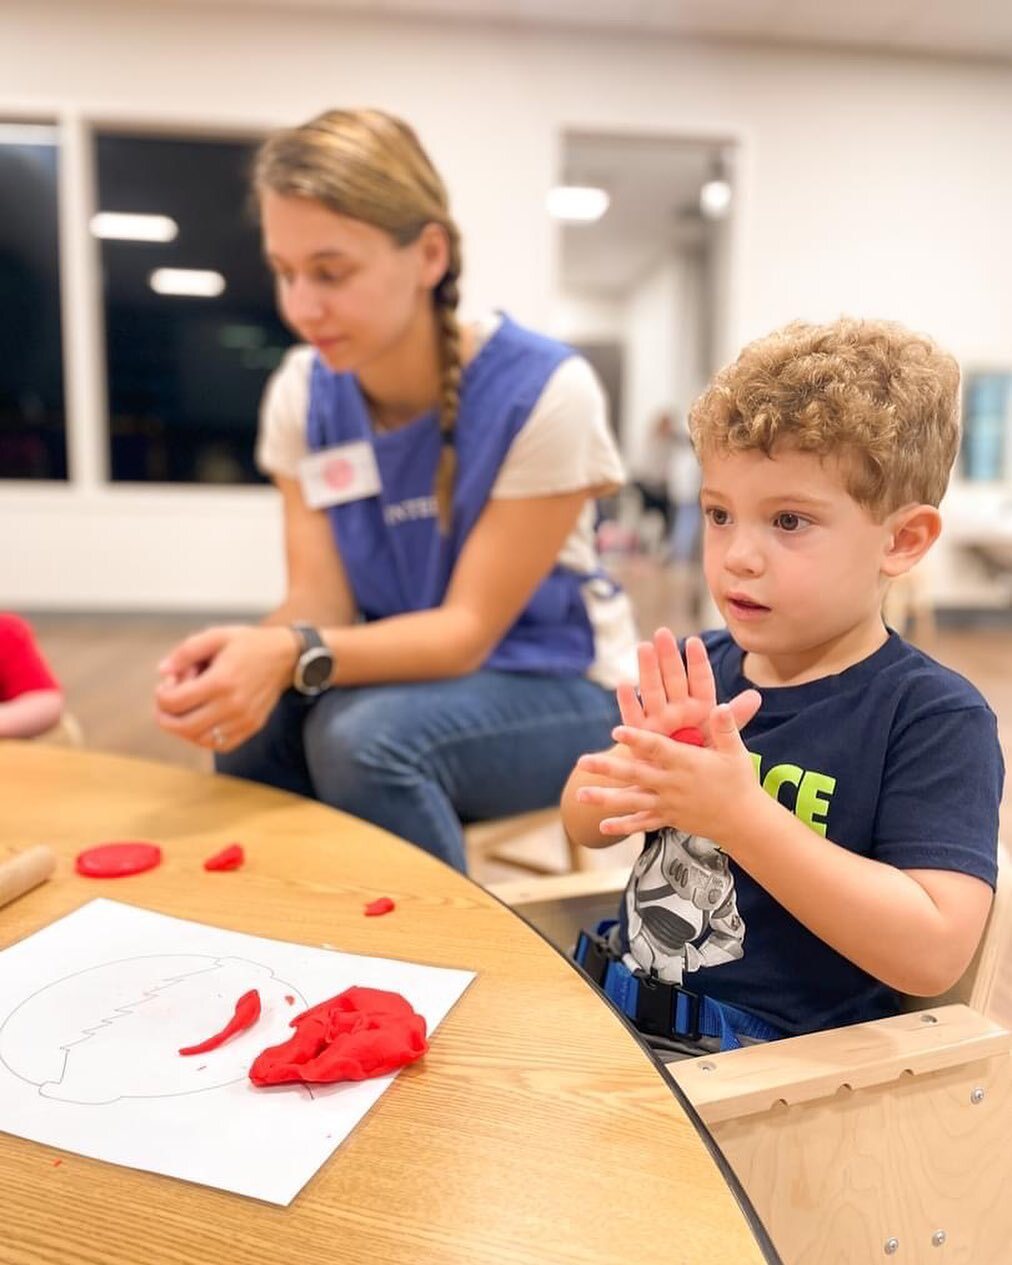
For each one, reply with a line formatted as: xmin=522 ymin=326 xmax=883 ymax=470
xmin=562 ymin=318 xmax=1004 ymax=1054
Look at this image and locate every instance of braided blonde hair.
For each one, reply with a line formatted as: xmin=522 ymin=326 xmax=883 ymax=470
xmin=254 ymin=109 xmax=463 ymax=533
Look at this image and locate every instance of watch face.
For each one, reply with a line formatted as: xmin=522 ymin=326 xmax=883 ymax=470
xmin=298 ymin=646 xmax=333 ymax=692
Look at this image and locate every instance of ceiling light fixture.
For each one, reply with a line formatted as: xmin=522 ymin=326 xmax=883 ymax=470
xmin=91 ymin=212 xmax=179 ymax=243
xmin=699 ymin=159 xmax=732 ymax=220
xmin=149 ymin=268 xmax=225 ymax=298
xmin=547 ymin=185 xmax=610 ymax=224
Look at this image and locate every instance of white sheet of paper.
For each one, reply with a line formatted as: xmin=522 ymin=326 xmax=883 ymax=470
xmin=0 ymin=899 xmax=474 ymax=1205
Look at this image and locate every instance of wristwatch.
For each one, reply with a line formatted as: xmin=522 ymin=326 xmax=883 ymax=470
xmin=290 ymin=624 xmax=334 ymax=696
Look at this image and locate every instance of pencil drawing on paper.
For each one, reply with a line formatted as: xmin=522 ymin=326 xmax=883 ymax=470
xmin=0 ymin=955 xmax=306 ymax=1104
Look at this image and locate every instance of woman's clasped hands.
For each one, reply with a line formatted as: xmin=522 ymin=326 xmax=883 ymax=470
xmin=155 ymin=625 xmax=298 ymax=753
xmin=575 ymin=629 xmax=763 ymax=843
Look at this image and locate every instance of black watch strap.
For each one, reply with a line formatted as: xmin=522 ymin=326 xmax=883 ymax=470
xmin=291 ymin=623 xmax=325 ymax=655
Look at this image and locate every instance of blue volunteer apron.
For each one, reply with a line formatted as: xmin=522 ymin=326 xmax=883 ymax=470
xmin=306 ymin=314 xmax=597 ymax=675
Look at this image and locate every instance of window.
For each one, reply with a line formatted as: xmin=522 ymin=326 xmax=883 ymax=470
xmin=0 ymin=122 xmax=66 ymax=480
xmin=961 ymin=370 xmax=1011 ymax=482
xmin=95 ymin=132 xmax=292 ymax=484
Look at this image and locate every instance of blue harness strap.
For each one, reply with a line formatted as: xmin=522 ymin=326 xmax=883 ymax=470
xmin=574 ymin=920 xmax=783 ymax=1052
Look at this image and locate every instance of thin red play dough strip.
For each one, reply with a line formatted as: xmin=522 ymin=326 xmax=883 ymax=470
xmin=669 ymin=726 xmax=705 ymax=746
xmin=364 ymin=896 xmax=395 ymax=916
xmin=179 ymin=989 xmax=262 ymax=1056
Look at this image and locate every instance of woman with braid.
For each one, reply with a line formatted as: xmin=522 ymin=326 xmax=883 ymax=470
xmin=155 ymin=109 xmax=635 ymax=871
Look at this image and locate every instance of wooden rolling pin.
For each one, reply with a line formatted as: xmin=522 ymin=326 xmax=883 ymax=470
xmin=0 ymin=845 xmax=56 ymax=910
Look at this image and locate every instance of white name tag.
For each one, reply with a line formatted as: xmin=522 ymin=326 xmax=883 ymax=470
xmin=298 ymin=441 xmax=382 ymax=509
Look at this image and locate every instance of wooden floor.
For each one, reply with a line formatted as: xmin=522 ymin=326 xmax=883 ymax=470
xmin=24 ymin=559 xmax=1012 ymax=881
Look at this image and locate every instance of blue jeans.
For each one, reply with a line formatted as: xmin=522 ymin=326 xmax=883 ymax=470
xmin=215 ymin=670 xmax=620 ymax=873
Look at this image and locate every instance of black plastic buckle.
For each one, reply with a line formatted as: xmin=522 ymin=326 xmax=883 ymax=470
xmin=573 ymin=931 xmax=610 ymax=987
xmin=634 ymin=974 xmax=701 ymax=1043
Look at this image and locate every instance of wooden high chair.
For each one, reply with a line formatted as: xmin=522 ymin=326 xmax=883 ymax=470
xmin=464 ymin=808 xmax=588 ymax=878
xmin=493 ymin=843 xmax=1012 ymax=1264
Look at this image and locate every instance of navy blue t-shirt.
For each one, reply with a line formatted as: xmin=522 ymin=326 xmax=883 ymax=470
xmin=618 ymin=629 xmax=1003 ymax=1036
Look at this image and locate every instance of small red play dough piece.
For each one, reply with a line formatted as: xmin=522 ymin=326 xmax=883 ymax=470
xmin=249 ymin=986 xmax=428 ymax=1087
xmin=203 ymin=843 xmax=244 ymax=872
xmin=179 ymin=989 xmax=262 ymax=1056
xmin=75 ymin=842 xmax=162 ymax=878
xmin=669 ymin=726 xmax=705 ymax=746
xmin=364 ymin=896 xmax=395 ymax=917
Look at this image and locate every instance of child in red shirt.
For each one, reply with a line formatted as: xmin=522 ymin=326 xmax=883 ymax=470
xmin=0 ymin=613 xmax=64 ymax=738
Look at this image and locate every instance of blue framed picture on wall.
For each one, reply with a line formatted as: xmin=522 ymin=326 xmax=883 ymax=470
xmin=961 ymin=370 xmax=1011 ymax=482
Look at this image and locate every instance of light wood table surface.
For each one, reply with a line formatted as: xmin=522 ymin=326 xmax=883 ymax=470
xmin=0 ymin=744 xmax=776 ymax=1265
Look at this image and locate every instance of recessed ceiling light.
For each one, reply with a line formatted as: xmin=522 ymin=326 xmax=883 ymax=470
xmin=91 ymin=212 xmax=179 ymax=243
xmin=149 ymin=268 xmax=225 ymax=298
xmin=700 ymin=178 xmax=732 ymax=219
xmin=547 ymin=185 xmax=610 ymax=224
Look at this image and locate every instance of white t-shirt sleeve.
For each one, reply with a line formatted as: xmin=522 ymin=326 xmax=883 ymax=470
xmin=490 ymin=356 xmax=626 ymax=498
xmin=254 ymin=345 xmax=314 ymax=480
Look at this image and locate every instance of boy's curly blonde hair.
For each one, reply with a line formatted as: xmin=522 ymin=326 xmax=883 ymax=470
xmin=689 ymin=318 xmax=961 ymax=517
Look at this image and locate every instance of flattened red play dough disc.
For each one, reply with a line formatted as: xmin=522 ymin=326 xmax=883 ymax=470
xmin=75 ymin=842 xmax=162 ymax=878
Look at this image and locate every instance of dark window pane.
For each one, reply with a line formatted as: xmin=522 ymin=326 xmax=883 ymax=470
xmin=0 ymin=124 xmax=66 ymax=480
xmin=96 ymin=132 xmax=292 ymax=484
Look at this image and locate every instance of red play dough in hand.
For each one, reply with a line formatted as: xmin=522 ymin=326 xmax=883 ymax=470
xmin=669 ymin=726 xmax=705 ymax=747
xmin=203 ymin=844 xmax=244 ymax=872
xmin=364 ymin=896 xmax=395 ymax=916
xmin=75 ymin=842 xmax=162 ymax=878
xmin=249 ymin=986 xmax=428 ymax=1087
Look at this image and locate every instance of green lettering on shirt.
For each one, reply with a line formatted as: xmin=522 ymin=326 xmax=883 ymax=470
xmin=749 ymin=755 xmax=837 ymax=834
xmin=795 ymin=770 xmax=837 ymax=836
xmin=762 ymin=764 xmax=803 ymax=803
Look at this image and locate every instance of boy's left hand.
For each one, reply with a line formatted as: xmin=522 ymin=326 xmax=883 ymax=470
xmin=618 ymin=629 xmax=760 ymax=742
xmin=575 ymin=703 xmax=761 ymax=843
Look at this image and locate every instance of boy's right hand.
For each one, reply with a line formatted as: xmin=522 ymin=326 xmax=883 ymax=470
xmin=617 ymin=629 xmax=761 ymax=743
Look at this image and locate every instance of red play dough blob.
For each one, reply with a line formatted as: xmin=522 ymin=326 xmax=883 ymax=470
xmin=669 ymin=726 xmax=705 ymax=747
xmin=75 ymin=842 xmax=162 ymax=878
xmin=364 ymin=896 xmax=395 ymax=917
xmin=203 ymin=843 xmax=244 ymax=872
xmin=249 ymin=986 xmax=428 ymax=1087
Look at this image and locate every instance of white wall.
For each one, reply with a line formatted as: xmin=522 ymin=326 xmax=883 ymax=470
xmin=549 ymin=292 xmax=626 ymax=346
xmin=621 ymin=256 xmax=680 ymax=472
xmin=619 ymin=248 xmax=710 ymax=475
xmin=3 ymin=1 xmax=1012 ymax=609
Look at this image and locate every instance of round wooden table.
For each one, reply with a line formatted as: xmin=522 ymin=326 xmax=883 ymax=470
xmin=0 ymin=744 xmax=776 ymax=1265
